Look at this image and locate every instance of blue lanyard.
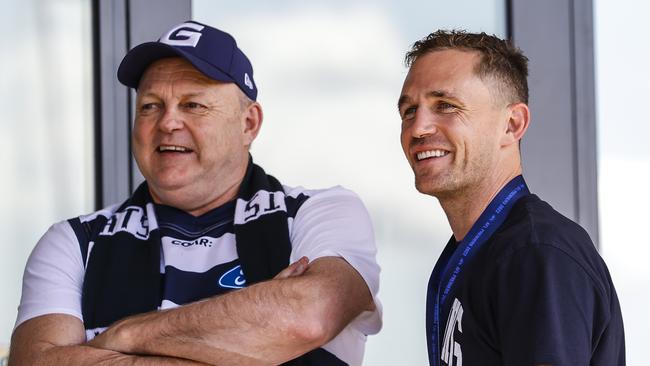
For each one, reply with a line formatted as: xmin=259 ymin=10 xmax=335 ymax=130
xmin=427 ymin=175 xmax=530 ymax=366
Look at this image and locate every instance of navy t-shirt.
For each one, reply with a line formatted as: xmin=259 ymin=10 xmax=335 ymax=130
xmin=427 ymin=194 xmax=625 ymax=366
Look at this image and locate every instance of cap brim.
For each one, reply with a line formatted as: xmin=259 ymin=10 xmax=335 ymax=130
xmin=117 ymin=42 xmax=236 ymax=89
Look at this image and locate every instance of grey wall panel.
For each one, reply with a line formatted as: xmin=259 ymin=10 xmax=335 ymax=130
xmin=95 ymin=0 xmax=191 ymax=206
xmin=513 ymin=0 xmax=576 ymax=220
xmin=97 ymin=0 xmax=131 ymax=207
xmin=511 ymin=0 xmax=599 ymax=245
xmin=571 ymin=0 xmax=599 ymax=246
xmin=129 ymin=0 xmax=192 ymax=46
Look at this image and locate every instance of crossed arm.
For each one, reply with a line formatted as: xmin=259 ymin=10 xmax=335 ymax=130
xmin=9 ymin=256 xmax=374 ymax=366
xmin=9 ymin=313 xmax=208 ymax=366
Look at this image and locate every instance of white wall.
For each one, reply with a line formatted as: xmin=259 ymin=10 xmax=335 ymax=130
xmin=0 ymin=0 xmax=94 ymax=353
xmin=595 ymin=0 xmax=650 ymax=363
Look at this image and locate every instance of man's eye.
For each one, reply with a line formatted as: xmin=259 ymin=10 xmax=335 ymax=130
xmin=183 ymin=102 xmax=206 ymax=110
xmin=402 ymin=107 xmax=417 ymax=119
xmin=140 ymin=103 xmax=159 ymax=112
xmin=438 ymin=102 xmax=456 ymax=111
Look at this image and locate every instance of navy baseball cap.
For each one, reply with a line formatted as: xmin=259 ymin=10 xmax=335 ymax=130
xmin=117 ymin=20 xmax=257 ymax=101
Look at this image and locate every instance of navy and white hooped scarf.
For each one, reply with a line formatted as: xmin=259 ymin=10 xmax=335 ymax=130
xmin=76 ymin=158 xmax=340 ymax=365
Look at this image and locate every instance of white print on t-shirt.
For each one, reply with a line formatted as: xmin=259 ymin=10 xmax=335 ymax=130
xmin=99 ymin=205 xmax=150 ymax=239
xmin=441 ymin=297 xmax=464 ymax=366
xmin=234 ymin=190 xmax=287 ymax=224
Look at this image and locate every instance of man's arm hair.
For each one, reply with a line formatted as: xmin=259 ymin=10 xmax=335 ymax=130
xmin=89 ymin=256 xmax=374 ymax=365
xmin=9 ymin=314 xmax=210 ymax=366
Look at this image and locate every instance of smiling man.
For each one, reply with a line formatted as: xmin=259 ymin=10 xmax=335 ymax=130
xmin=398 ymin=30 xmax=624 ymax=366
xmin=10 ymin=21 xmax=381 ymax=366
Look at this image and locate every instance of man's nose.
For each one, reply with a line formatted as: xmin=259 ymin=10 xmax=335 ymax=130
xmin=158 ymin=107 xmax=184 ymax=133
xmin=411 ymin=108 xmax=438 ymax=138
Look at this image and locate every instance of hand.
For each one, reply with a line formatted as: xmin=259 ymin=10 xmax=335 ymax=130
xmin=87 ymin=313 xmax=146 ymax=354
xmin=87 ymin=323 xmax=124 ymax=353
xmin=274 ymin=256 xmax=310 ymax=280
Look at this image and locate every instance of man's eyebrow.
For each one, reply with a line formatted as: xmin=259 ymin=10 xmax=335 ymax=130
xmin=428 ymin=90 xmax=459 ymax=100
xmin=397 ymin=90 xmax=461 ymax=110
xmin=138 ymin=91 xmax=208 ymax=100
xmin=397 ymin=95 xmax=411 ymax=110
xmin=182 ymin=92 xmax=207 ymax=98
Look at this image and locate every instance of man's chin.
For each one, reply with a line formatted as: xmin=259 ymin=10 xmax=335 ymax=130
xmin=416 ymin=184 xmax=439 ymax=197
xmin=147 ymin=180 xmax=194 ymax=200
xmin=414 ymin=177 xmax=453 ymax=198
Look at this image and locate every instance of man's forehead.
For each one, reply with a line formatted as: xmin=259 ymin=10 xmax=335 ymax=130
xmin=412 ymin=50 xmax=480 ymax=78
xmin=420 ymin=48 xmax=481 ymax=66
xmin=403 ymin=50 xmax=482 ymax=89
xmin=139 ymin=57 xmax=217 ymax=87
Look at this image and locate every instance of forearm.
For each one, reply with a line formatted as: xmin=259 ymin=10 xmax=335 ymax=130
xmin=95 ymin=279 xmax=320 ymax=365
xmin=92 ymin=257 xmax=372 ymax=365
xmin=11 ymin=344 xmax=209 ymax=366
xmin=14 ymin=346 xmax=204 ymax=366
xmin=9 ymin=314 xmax=210 ymax=366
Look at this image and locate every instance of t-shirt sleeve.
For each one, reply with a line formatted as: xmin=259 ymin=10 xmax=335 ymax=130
xmin=289 ymin=186 xmax=382 ymax=336
xmin=14 ymin=221 xmax=85 ymax=329
xmin=493 ymin=243 xmax=610 ymax=366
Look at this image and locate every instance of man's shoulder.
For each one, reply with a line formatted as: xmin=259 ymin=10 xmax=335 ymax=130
xmin=493 ymin=194 xmax=594 ymax=252
xmin=38 ymin=203 xmax=121 ymax=242
xmin=487 ymin=194 xmax=614 ymax=294
xmin=57 ymin=203 xmax=123 ymax=251
xmin=75 ymin=203 xmax=122 ymax=224
xmin=283 ymin=184 xmax=360 ymax=200
xmin=284 ymin=185 xmax=365 ymax=214
xmin=486 ymin=194 xmax=605 ymax=273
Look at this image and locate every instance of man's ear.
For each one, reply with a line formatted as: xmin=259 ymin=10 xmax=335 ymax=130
xmin=242 ymin=102 xmax=263 ymax=146
xmin=501 ymin=102 xmax=530 ymax=147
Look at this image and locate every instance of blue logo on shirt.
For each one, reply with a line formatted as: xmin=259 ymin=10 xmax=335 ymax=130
xmin=218 ymin=265 xmax=246 ymax=289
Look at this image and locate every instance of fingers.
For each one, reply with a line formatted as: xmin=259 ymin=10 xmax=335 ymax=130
xmin=274 ymin=256 xmax=310 ymax=279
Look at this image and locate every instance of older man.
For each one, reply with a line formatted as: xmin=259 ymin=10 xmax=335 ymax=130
xmin=10 ymin=21 xmax=381 ymax=366
xmin=398 ymin=30 xmax=624 ymax=366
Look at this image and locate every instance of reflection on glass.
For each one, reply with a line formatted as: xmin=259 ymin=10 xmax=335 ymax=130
xmin=192 ymin=1 xmax=505 ymax=365
xmin=0 ymin=0 xmax=93 ymax=347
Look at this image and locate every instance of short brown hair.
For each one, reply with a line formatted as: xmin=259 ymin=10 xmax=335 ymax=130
xmin=405 ymin=30 xmax=529 ymax=104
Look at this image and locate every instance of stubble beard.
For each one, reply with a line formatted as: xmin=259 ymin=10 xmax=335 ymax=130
xmin=413 ymin=152 xmax=493 ymax=203
xmin=415 ymin=169 xmax=465 ymax=201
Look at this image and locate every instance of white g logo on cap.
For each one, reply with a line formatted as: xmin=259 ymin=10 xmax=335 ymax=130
xmin=160 ymin=22 xmax=205 ymax=47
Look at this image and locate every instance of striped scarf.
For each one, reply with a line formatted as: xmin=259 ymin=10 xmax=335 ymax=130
xmin=77 ymin=157 xmax=334 ymax=364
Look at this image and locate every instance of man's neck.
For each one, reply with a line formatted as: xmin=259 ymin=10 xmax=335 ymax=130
xmin=149 ymin=164 xmax=247 ymax=217
xmin=440 ymin=167 xmax=522 ymax=242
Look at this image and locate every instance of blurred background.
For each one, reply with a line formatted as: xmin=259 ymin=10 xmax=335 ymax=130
xmin=1 ymin=0 xmax=648 ymax=364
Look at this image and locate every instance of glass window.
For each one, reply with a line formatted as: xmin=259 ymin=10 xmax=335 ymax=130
xmin=0 ymin=0 xmax=94 ymax=354
xmin=192 ymin=2 xmax=506 ymax=364
xmin=595 ymin=0 xmax=650 ymax=363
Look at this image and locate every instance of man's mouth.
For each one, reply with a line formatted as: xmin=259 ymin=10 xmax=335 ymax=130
xmin=157 ymin=145 xmax=193 ymax=153
xmin=416 ymin=149 xmax=450 ymax=161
